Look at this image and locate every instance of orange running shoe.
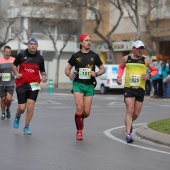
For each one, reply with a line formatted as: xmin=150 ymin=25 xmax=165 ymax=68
xmin=76 ymin=131 xmax=83 ymax=140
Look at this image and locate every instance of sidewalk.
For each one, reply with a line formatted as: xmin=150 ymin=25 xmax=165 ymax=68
xmin=144 ymin=95 xmax=170 ymax=103
xmin=135 ymin=96 xmax=170 ymax=147
xmin=135 ymin=124 xmax=170 ymax=147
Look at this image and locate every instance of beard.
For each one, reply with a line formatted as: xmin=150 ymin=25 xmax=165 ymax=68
xmin=85 ymin=46 xmax=90 ymax=50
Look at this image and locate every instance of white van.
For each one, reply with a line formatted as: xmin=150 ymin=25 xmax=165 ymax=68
xmin=95 ymin=64 xmax=125 ymax=94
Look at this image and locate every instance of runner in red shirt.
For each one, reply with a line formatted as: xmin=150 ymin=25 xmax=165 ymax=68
xmin=12 ymin=38 xmax=47 ymax=135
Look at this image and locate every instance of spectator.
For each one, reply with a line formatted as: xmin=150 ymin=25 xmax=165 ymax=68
xmin=162 ymin=56 xmax=170 ymax=98
xmin=150 ymin=54 xmax=163 ymax=98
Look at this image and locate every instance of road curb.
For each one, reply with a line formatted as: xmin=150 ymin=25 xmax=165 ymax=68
xmin=136 ymin=124 xmax=170 ymax=147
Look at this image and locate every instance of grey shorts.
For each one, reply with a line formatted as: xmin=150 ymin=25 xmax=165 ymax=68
xmin=0 ymin=86 xmax=15 ymax=97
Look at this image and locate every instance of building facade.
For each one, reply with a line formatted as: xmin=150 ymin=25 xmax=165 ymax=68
xmin=1 ymin=0 xmax=170 ymax=88
xmin=1 ymin=0 xmax=81 ymax=88
xmin=82 ymin=0 xmax=170 ymax=64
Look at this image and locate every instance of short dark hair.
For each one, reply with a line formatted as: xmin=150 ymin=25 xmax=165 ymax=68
xmin=4 ymin=46 xmax=11 ymax=51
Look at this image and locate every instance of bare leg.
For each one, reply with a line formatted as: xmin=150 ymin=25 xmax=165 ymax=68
xmin=73 ymin=92 xmax=93 ymax=140
xmin=132 ymin=101 xmax=143 ymax=122
xmin=1 ymin=96 xmax=6 ymax=114
xmin=5 ymin=92 xmax=13 ymax=109
xmin=25 ymin=99 xmax=36 ymax=126
xmin=124 ymin=97 xmax=135 ymax=135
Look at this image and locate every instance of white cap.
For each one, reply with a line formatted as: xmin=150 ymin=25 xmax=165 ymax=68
xmin=133 ymin=40 xmax=144 ymax=48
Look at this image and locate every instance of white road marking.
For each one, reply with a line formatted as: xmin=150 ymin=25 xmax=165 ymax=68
xmin=108 ymin=102 xmax=117 ymax=105
xmin=103 ymin=123 xmax=170 ymax=155
xmin=36 ymin=100 xmax=62 ymax=105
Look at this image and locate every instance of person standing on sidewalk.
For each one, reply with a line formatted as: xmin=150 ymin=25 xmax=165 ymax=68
xmin=0 ymin=46 xmax=15 ymax=120
xmin=12 ymin=38 xmax=47 ymax=135
xmin=65 ymin=33 xmax=105 ymax=140
xmin=117 ymin=40 xmax=158 ymax=143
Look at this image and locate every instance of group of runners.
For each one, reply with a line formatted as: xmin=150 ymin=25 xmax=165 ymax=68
xmin=0 ymin=34 xmax=157 ymax=143
xmin=0 ymin=38 xmax=47 ymax=135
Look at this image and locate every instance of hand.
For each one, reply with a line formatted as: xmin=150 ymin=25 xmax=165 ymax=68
xmin=91 ymin=71 xmax=96 ymax=77
xmin=0 ymin=73 xmax=2 ymax=77
xmin=42 ymin=77 xmax=48 ymax=83
xmin=16 ymin=73 xmax=22 ymax=79
xmin=117 ymin=77 xmax=122 ymax=85
xmin=69 ymin=72 xmax=76 ymax=79
xmin=141 ymin=73 xmax=150 ymax=80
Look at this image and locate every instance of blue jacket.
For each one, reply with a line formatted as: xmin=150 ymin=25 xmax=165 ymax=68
xmin=150 ymin=61 xmax=162 ymax=80
xmin=162 ymin=63 xmax=169 ymax=78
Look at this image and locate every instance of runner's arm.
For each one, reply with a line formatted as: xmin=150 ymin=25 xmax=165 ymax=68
xmin=12 ymin=64 xmax=22 ymax=78
xmin=146 ymin=58 xmax=158 ymax=78
xmin=92 ymin=64 xmax=105 ymax=77
xmin=65 ymin=64 xmax=75 ymax=79
xmin=117 ymin=56 xmax=126 ymax=78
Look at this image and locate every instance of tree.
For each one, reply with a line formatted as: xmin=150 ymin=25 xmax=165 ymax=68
xmin=0 ymin=11 xmax=18 ymax=49
xmin=40 ymin=2 xmax=79 ymax=87
xmin=124 ymin=0 xmax=170 ymax=56
xmin=15 ymin=1 xmax=79 ymax=86
xmin=82 ymin=0 xmax=125 ymax=63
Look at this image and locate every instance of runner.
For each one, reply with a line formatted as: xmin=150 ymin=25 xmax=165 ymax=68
xmin=65 ymin=33 xmax=105 ymax=140
xmin=12 ymin=38 xmax=47 ymax=135
xmin=117 ymin=40 xmax=158 ymax=143
xmin=0 ymin=46 xmax=15 ymax=120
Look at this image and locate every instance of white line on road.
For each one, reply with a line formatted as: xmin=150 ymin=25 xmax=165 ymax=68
xmin=103 ymin=123 xmax=170 ymax=155
xmin=36 ymin=100 xmax=62 ymax=105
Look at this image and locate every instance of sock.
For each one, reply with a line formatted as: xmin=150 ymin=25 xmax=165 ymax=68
xmin=16 ymin=113 xmax=21 ymax=119
xmin=75 ymin=113 xmax=83 ymax=131
xmin=25 ymin=124 xmax=29 ymax=128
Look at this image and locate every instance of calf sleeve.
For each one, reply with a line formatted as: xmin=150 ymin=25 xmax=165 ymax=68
xmin=75 ymin=113 xmax=83 ymax=130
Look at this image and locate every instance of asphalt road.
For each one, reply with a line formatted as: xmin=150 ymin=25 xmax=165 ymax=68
xmin=0 ymin=91 xmax=170 ymax=170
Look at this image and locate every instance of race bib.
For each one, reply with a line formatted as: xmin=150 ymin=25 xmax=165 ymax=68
xmin=2 ymin=73 xmax=11 ymax=81
xmin=79 ymin=68 xmax=91 ymax=79
xmin=129 ymin=74 xmax=141 ymax=86
xmin=30 ymin=82 xmax=41 ymax=91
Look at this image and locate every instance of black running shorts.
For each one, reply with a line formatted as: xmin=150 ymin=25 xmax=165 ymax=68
xmin=16 ymin=84 xmax=39 ymax=104
xmin=124 ymin=87 xmax=145 ymax=102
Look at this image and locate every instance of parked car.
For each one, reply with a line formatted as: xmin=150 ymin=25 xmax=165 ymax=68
xmin=95 ymin=64 xmax=125 ymax=94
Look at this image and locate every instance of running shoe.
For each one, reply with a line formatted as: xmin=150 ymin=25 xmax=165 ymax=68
xmin=13 ymin=118 xmax=20 ymax=129
xmin=126 ymin=134 xmax=134 ymax=143
xmin=76 ymin=131 xmax=83 ymax=140
xmin=23 ymin=127 xmax=32 ymax=135
xmin=130 ymin=125 xmax=133 ymax=134
xmin=6 ymin=109 xmax=11 ymax=119
xmin=1 ymin=114 xmax=5 ymax=120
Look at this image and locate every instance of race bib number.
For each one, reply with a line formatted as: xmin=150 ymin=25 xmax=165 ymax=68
xmin=79 ymin=68 xmax=91 ymax=79
xmin=129 ymin=74 xmax=141 ymax=86
xmin=2 ymin=73 xmax=11 ymax=81
xmin=30 ymin=82 xmax=41 ymax=91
